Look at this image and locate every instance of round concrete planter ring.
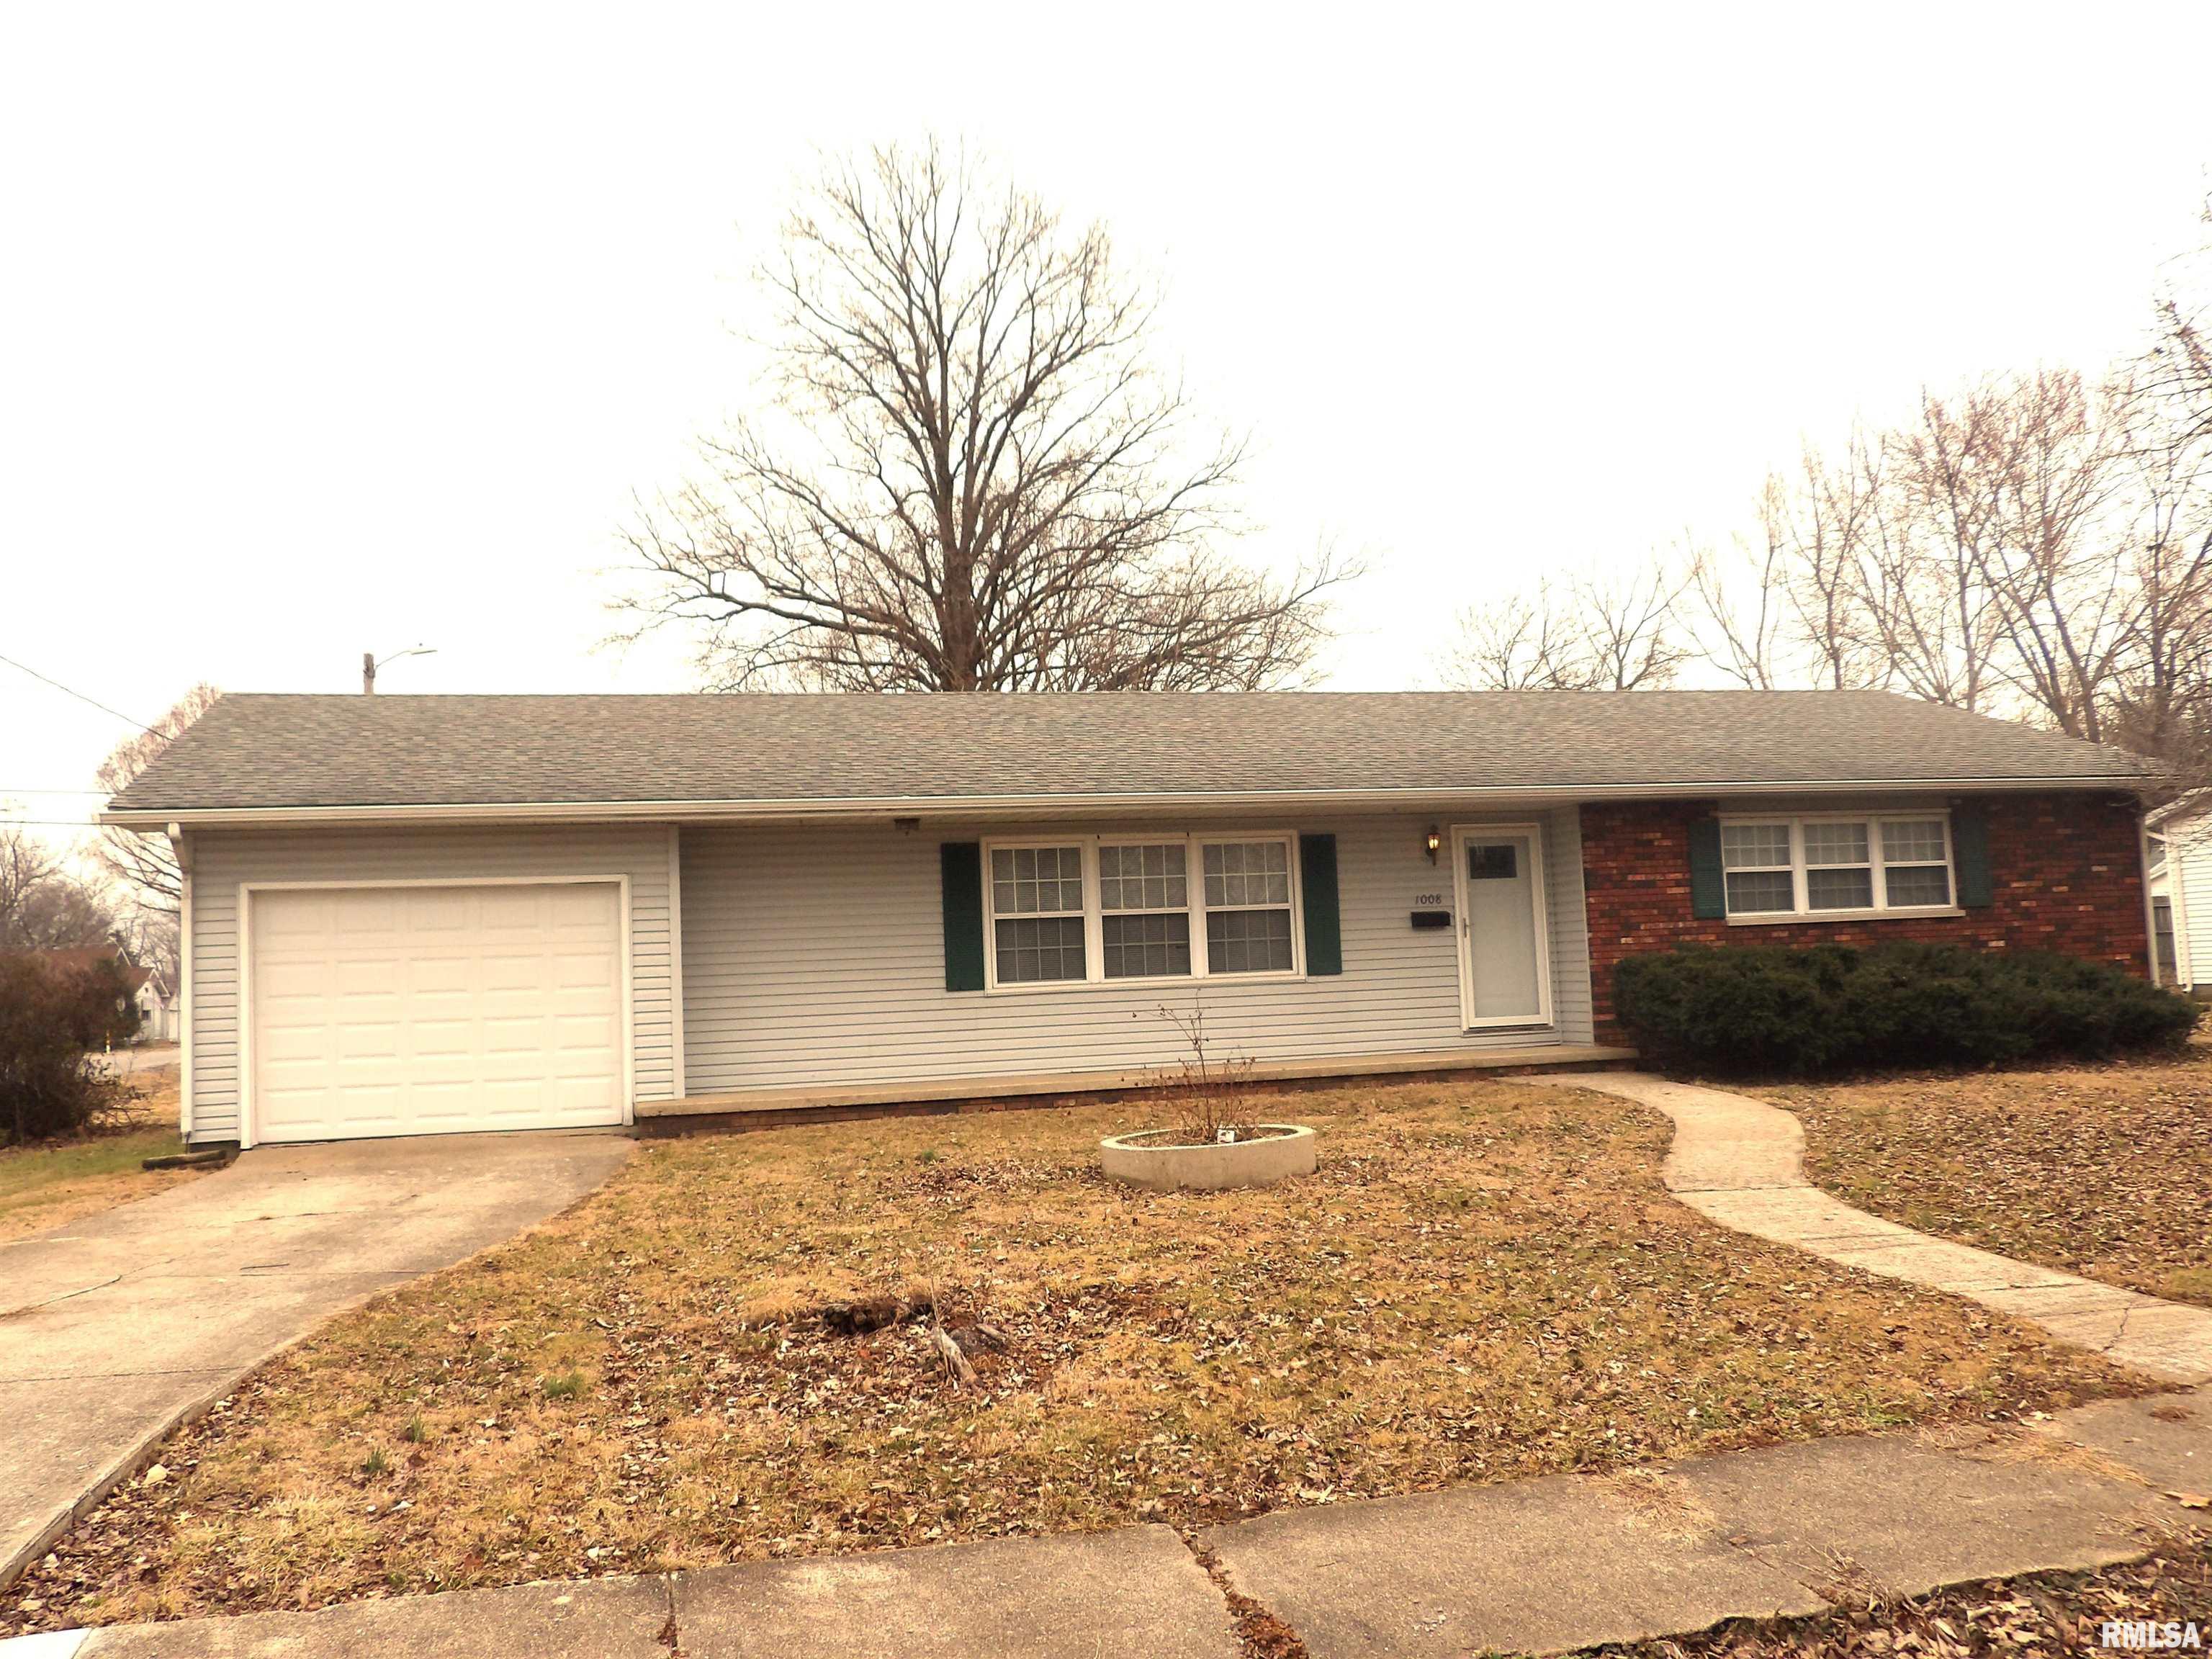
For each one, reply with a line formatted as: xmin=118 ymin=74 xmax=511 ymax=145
xmin=1097 ymin=1125 xmax=1317 ymax=1192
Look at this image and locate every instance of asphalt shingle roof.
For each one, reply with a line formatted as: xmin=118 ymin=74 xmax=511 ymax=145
xmin=104 ymin=691 xmax=2146 ymax=817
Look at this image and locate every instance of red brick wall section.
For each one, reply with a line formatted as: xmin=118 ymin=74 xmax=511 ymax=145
xmin=1578 ymin=793 xmax=2152 ymax=1043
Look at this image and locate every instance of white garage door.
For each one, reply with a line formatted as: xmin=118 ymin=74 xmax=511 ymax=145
xmin=248 ymin=882 xmax=626 ymax=1143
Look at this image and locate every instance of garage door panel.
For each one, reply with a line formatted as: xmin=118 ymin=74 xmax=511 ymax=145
xmin=249 ymin=883 xmax=626 ymax=1143
xmin=550 ymin=1012 xmax=619 ymax=1051
xmin=333 ymin=1021 xmax=404 ymax=1061
xmin=551 ymin=955 xmax=616 ymax=992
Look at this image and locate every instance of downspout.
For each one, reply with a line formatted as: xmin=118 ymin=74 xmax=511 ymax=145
xmin=171 ymin=823 xmax=194 ymax=1139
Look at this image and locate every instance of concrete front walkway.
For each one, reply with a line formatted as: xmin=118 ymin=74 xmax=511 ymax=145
xmin=0 ymin=1132 xmax=632 ymax=1592
xmin=9 ymin=1389 xmax=2206 ymax=1658
xmin=1528 ymin=1071 xmax=2212 ymax=1384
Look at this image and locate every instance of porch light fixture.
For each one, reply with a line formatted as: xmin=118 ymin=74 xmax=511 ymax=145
xmin=1425 ymin=825 xmax=1441 ymax=863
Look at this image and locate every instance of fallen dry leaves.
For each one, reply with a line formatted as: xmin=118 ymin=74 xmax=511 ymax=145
xmin=1766 ymin=1049 xmax=2212 ymax=1307
xmin=1598 ymin=1529 xmax=2211 ymax=1655
xmin=0 ymin=1078 xmax=2152 ymax=1636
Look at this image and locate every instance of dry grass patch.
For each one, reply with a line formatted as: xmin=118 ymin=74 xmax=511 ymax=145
xmin=1766 ymin=1049 xmax=2212 ymax=1306
xmin=0 ymin=1074 xmax=197 ymax=1242
xmin=0 ymin=1076 xmax=2146 ymax=1635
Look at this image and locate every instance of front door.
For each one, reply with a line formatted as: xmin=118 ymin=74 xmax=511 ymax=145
xmin=1453 ymin=826 xmax=1552 ymax=1028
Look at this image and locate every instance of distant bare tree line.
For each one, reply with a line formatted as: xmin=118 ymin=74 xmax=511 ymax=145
xmin=1441 ymin=196 xmax=2212 ymax=789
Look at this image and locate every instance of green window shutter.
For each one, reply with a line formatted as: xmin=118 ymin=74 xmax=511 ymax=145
xmin=1688 ymin=818 xmax=1726 ymax=920
xmin=1953 ymin=806 xmax=1992 ymax=908
xmin=1300 ymin=833 xmax=1343 ymax=976
xmin=940 ymin=842 xmax=986 ymax=992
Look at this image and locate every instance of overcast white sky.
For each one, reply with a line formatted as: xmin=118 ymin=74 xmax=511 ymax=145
xmin=5 ymin=3 xmax=2210 ymax=844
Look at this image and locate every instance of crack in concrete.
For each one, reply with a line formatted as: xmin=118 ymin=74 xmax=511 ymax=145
xmin=0 ymin=1275 xmax=128 ymax=1321
xmin=654 ymin=1573 xmax=680 ymax=1653
xmin=1177 ymin=1529 xmax=1309 ymax=1659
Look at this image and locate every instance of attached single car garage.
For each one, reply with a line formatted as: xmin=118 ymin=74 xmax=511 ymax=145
xmin=246 ymin=881 xmax=629 ymax=1143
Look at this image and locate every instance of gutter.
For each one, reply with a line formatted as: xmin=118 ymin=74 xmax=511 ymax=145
xmin=101 ymin=773 xmax=2151 ymax=831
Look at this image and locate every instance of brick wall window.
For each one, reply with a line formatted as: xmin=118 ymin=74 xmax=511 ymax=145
xmin=1719 ymin=813 xmax=1956 ymax=922
xmin=1579 ymin=793 xmax=2151 ymax=1042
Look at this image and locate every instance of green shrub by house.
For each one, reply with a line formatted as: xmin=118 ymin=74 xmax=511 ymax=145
xmin=1611 ymin=942 xmax=2199 ymax=1076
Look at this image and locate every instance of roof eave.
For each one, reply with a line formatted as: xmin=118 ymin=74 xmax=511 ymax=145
xmin=102 ymin=772 xmax=2150 ymax=831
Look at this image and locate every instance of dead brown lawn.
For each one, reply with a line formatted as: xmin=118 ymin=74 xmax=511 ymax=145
xmin=0 ymin=1076 xmax=2146 ymax=1635
xmin=1766 ymin=1048 xmax=2212 ymax=1308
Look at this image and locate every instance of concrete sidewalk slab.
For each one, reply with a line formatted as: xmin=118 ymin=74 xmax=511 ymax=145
xmin=1532 ymin=1071 xmax=2212 ymax=1384
xmin=2044 ymin=1389 xmax=2212 ymax=1492
xmin=19 ymin=1399 xmax=2211 ymax=1659
xmin=0 ymin=1131 xmax=631 ymax=1592
xmin=1200 ymin=1473 xmax=1825 ymax=1658
xmin=1663 ymin=1431 xmax=2164 ymax=1597
xmin=74 ymin=1575 xmax=673 ymax=1658
xmin=672 ymin=1527 xmax=1240 ymax=1659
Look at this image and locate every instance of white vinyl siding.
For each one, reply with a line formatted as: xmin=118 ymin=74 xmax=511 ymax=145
xmin=680 ymin=810 xmax=1594 ymax=1095
xmin=2167 ymin=818 xmax=2212 ymax=989
xmin=184 ymin=824 xmax=676 ymax=1143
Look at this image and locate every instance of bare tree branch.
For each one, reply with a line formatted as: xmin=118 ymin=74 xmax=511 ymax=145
xmin=91 ymin=683 xmax=219 ymax=925
xmin=617 ymin=142 xmax=1352 ymax=691
xmin=1437 ymin=566 xmax=1687 ymax=691
xmin=0 ymin=827 xmax=120 ymax=954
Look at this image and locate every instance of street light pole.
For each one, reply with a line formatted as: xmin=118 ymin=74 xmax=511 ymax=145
xmin=363 ymin=646 xmax=436 ymax=693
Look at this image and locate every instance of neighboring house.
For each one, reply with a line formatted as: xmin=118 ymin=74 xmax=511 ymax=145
xmin=2148 ymin=796 xmax=2212 ymax=992
xmin=132 ymin=968 xmax=179 ymax=1042
xmin=99 ymin=691 xmax=2158 ymax=1149
xmin=22 ymin=946 xmax=171 ymax=1042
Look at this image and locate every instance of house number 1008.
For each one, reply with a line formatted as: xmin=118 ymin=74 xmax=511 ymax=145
xmin=1413 ymin=893 xmax=1444 ymax=907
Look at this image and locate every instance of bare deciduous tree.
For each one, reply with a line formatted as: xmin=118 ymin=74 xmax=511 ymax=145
xmin=2149 ymin=191 xmax=2212 ymax=449
xmin=621 ymin=143 xmax=1349 ymax=691
xmin=1437 ymin=567 xmax=1686 ymax=691
xmin=1683 ymin=525 xmax=1785 ymax=691
xmin=0 ymin=827 xmax=120 ymax=954
xmin=92 ymin=683 xmax=219 ymax=925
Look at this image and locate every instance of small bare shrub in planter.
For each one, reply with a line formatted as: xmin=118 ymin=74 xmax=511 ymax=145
xmin=1098 ymin=1007 xmax=1317 ymax=1192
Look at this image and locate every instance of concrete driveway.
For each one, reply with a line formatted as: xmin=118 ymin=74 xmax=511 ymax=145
xmin=0 ymin=1130 xmax=632 ymax=1588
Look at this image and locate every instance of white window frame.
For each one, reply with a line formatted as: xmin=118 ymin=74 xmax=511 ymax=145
xmin=981 ymin=841 xmax=1091 ymax=987
xmin=1097 ymin=835 xmax=1197 ymax=983
xmin=979 ymin=832 xmax=1304 ymax=992
xmin=1719 ymin=811 xmax=1961 ymax=925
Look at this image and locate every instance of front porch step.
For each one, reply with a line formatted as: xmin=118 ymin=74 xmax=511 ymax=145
xmin=637 ymin=1043 xmax=1639 ymax=1135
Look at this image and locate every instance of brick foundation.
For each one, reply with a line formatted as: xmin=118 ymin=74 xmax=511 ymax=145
xmin=1578 ymin=793 xmax=2152 ymax=1043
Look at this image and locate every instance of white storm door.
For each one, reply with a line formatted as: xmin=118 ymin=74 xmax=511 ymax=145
xmin=248 ymin=881 xmax=626 ymax=1143
xmin=1454 ymin=827 xmax=1552 ymax=1029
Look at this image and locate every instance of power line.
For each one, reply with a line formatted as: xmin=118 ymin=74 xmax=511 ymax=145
xmin=0 ymin=652 xmax=160 ymax=736
xmin=0 ymin=786 xmax=109 ymax=796
xmin=0 ymin=819 xmax=107 ymax=829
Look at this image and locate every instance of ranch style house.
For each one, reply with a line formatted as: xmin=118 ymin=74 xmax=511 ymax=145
xmin=99 ymin=690 xmax=2157 ymax=1148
